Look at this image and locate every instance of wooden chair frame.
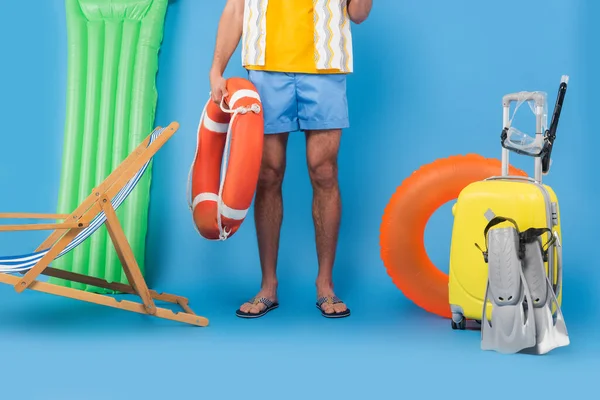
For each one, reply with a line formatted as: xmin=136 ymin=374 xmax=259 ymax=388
xmin=0 ymin=122 xmax=208 ymax=327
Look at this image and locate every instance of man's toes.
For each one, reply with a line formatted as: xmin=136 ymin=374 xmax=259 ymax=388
xmin=239 ymin=303 xmax=252 ymax=313
xmin=333 ymin=303 xmax=347 ymax=313
xmin=322 ymin=304 xmax=335 ymax=314
xmin=249 ymin=305 xmax=265 ymax=314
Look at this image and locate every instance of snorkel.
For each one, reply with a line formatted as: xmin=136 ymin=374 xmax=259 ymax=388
xmin=542 ymin=76 xmax=569 ymax=174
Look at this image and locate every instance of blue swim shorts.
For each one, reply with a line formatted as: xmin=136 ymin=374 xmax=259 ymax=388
xmin=247 ymin=70 xmax=350 ymax=134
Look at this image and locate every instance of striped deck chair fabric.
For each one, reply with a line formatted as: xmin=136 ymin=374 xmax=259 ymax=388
xmin=0 ymin=127 xmax=165 ymax=274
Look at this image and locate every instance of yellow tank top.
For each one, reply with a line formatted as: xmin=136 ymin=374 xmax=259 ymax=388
xmin=242 ymin=0 xmax=353 ymax=74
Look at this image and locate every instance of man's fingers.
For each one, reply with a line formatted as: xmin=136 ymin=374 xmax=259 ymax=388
xmin=211 ymin=89 xmax=222 ymax=104
xmin=210 ymin=85 xmax=228 ymax=105
xmin=221 ymin=90 xmax=229 ymax=105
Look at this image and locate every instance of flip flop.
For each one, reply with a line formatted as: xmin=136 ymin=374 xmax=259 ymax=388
xmin=235 ymin=297 xmax=279 ymax=319
xmin=316 ymin=296 xmax=351 ymax=318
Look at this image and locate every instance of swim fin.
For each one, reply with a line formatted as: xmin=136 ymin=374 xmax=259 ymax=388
xmin=480 ymin=226 xmax=537 ymax=354
xmin=519 ymin=239 xmax=569 ymax=355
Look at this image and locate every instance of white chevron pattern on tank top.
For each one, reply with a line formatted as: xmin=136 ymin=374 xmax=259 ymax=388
xmin=242 ymin=0 xmax=353 ymax=73
xmin=242 ymin=0 xmax=268 ymax=67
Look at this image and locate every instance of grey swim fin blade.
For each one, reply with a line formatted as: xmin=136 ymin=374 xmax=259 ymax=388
xmin=520 ymin=239 xmax=569 ymax=355
xmin=480 ymin=227 xmax=537 ymax=354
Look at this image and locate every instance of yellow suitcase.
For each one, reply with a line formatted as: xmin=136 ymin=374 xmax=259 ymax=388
xmin=448 ymin=177 xmax=562 ymax=328
xmin=448 ymin=78 xmax=568 ymax=332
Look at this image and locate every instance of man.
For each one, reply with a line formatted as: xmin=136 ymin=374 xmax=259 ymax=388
xmin=209 ymin=0 xmax=372 ymax=318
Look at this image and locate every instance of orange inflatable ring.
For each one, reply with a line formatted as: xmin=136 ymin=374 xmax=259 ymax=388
xmin=379 ymin=154 xmax=527 ymax=319
xmin=188 ymin=77 xmax=264 ymax=240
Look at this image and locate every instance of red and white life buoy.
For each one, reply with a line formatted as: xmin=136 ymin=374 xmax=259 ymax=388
xmin=188 ymin=77 xmax=264 ymax=240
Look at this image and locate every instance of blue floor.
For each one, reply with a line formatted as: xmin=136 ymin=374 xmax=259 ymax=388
xmin=0 ymin=277 xmax=597 ymax=399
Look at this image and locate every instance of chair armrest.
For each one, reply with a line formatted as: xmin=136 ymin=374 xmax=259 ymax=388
xmin=0 ymin=221 xmax=89 ymax=232
xmin=0 ymin=213 xmax=70 ymax=220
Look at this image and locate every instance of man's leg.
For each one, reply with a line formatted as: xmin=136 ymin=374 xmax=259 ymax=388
xmin=237 ymin=132 xmax=289 ymax=315
xmin=305 ymin=129 xmax=348 ymax=315
xmin=236 ymin=70 xmax=299 ymax=317
xmin=297 ymin=72 xmax=350 ymax=316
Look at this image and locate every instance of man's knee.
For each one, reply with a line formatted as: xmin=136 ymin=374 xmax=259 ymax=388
xmin=257 ymin=133 xmax=289 ymax=190
xmin=258 ymin=163 xmax=285 ymax=190
xmin=308 ymin=158 xmax=338 ymax=190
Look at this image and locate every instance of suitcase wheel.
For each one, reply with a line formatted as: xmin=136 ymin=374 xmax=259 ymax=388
xmin=451 ymin=314 xmax=466 ymax=330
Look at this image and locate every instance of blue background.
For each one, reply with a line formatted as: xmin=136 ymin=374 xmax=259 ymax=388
xmin=1 ymin=0 xmax=598 ymax=398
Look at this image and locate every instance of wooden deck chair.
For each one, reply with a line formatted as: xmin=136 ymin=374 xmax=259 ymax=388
xmin=0 ymin=122 xmax=208 ymax=327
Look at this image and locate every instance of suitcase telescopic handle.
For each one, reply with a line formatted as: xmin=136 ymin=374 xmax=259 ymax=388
xmin=500 ymin=75 xmax=569 ymax=183
xmin=502 ymin=91 xmax=547 ymax=108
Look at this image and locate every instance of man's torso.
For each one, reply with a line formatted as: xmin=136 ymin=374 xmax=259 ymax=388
xmin=242 ymin=0 xmax=353 ymax=74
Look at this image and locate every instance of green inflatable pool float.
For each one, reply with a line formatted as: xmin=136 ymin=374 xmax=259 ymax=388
xmin=50 ymin=0 xmax=169 ymax=292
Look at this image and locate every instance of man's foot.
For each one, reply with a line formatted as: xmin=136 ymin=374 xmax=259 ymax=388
xmin=235 ymin=290 xmax=279 ymax=319
xmin=316 ymin=290 xmax=350 ymax=318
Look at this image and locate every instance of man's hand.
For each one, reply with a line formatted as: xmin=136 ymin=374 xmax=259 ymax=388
xmin=210 ymin=70 xmax=228 ymax=104
xmin=347 ymin=0 xmax=372 ymax=24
